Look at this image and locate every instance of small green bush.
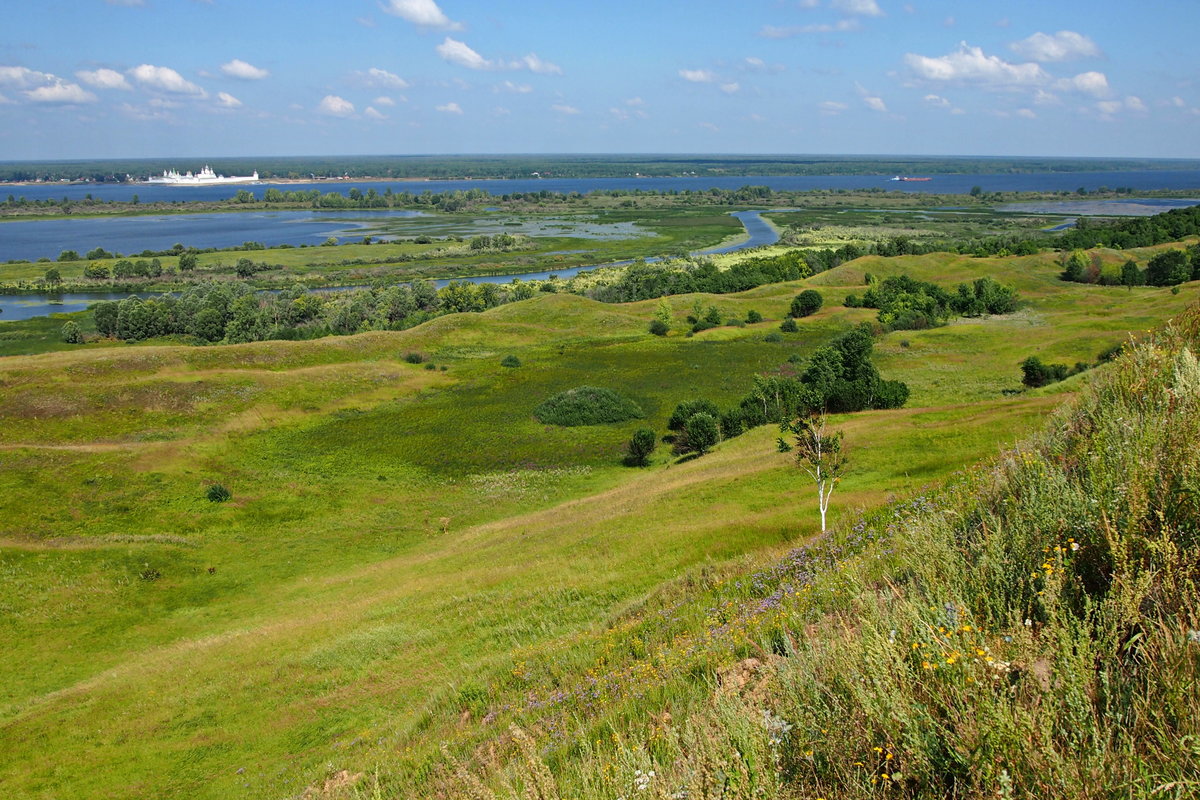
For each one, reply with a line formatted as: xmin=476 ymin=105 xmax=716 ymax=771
xmin=667 ymin=399 xmax=720 ymax=431
xmin=403 ymin=351 xmax=425 ymax=364
xmin=764 ymin=332 xmax=783 ymax=343
xmin=746 ymin=310 xmax=763 ymax=324
xmin=683 ymin=412 xmax=720 ymax=455
xmin=500 ymin=355 xmax=521 ymax=368
xmin=780 ymin=317 xmax=799 ymax=333
xmin=648 ymin=319 xmax=669 ymax=336
xmin=206 ymin=484 xmax=231 ymax=503
xmin=790 ymin=289 xmax=824 ymax=318
xmin=534 ymin=386 xmax=645 ymax=427
xmin=61 ymin=320 xmax=83 ymax=344
xmin=625 ymin=428 xmax=657 ymax=467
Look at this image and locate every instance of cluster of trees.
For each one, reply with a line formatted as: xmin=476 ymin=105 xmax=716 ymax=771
xmin=86 ymin=278 xmax=540 ymax=344
xmin=845 ymin=274 xmax=1018 ymax=330
xmin=636 ymin=326 xmax=908 ymax=463
xmin=1058 ymin=205 xmax=1200 ymax=251
xmin=1061 ymin=246 xmax=1199 ymax=287
xmin=588 ymin=251 xmax=812 ymax=304
xmin=1019 ymin=342 xmax=1124 ymax=389
xmin=82 ymin=258 xmax=166 ymax=280
xmin=655 ymin=325 xmax=909 ymax=459
xmin=1020 ymin=356 xmax=1088 ymax=388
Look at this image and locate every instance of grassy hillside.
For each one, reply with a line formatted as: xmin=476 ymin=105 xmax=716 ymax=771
xmin=447 ymin=303 xmax=1200 ymax=800
xmin=0 ymin=248 xmax=1196 ymax=798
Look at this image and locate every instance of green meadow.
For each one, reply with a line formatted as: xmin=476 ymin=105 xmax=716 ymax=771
xmin=1 ymin=242 xmax=1197 ymax=798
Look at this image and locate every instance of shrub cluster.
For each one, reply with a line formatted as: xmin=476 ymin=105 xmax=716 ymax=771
xmin=846 ymin=274 xmax=1018 ymax=331
xmin=533 ymin=386 xmax=645 ymax=427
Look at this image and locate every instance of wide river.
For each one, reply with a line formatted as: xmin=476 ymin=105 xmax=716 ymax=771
xmin=8 ymin=168 xmax=1200 ymax=205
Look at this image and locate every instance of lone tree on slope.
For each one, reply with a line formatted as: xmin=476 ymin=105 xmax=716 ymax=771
xmin=779 ymin=412 xmax=847 ymax=533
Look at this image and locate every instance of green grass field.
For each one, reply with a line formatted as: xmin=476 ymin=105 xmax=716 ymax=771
xmin=1 ymin=245 xmax=1197 ymax=798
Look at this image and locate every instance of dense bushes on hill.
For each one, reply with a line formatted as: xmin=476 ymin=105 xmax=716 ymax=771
xmin=587 ymin=250 xmax=812 ymax=303
xmin=1058 ymin=202 xmax=1200 ymax=250
xmin=533 ymin=386 xmax=644 ymax=427
xmin=1061 ymin=245 xmax=1199 ymax=287
xmin=846 ymin=274 xmax=1019 ymax=330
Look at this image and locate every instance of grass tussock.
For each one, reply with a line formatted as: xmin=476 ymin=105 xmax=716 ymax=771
xmin=446 ymin=304 xmax=1200 ymax=800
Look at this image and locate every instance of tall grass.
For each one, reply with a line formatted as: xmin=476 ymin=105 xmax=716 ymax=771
xmin=446 ymin=304 xmax=1200 ymax=800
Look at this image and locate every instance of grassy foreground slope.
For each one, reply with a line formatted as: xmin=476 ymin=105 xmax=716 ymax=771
xmin=0 ymin=249 xmax=1195 ymax=798
xmin=454 ymin=304 xmax=1200 ymax=800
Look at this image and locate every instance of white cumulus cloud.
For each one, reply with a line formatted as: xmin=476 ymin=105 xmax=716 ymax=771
xmin=381 ymin=0 xmax=462 ymax=30
xmin=26 ymin=81 xmax=97 ymax=104
xmin=720 ymin=82 xmax=740 ymax=94
xmin=435 ymin=101 xmax=463 ymax=114
xmin=1016 ymin=108 xmax=1036 ymax=119
xmin=552 ymin=103 xmax=579 ymax=114
xmin=216 ymin=91 xmax=242 ymax=108
xmin=129 ymin=64 xmax=206 ymax=96
xmin=364 ymin=106 xmax=387 ymax=120
xmin=375 ymin=95 xmax=397 ymax=106
xmin=358 ymin=67 xmax=409 ymax=88
xmin=923 ymin=94 xmax=950 ymax=107
xmin=317 ymin=94 xmax=355 ymax=116
xmin=1055 ymin=71 xmax=1109 ymax=97
xmin=679 ymin=68 xmax=715 ymax=83
xmin=819 ymin=100 xmax=848 ymax=115
xmin=1010 ymin=31 xmax=1101 ymax=63
xmin=905 ymin=43 xmax=1048 ymax=90
xmin=220 ymin=59 xmax=269 ymax=80
xmin=831 ymin=0 xmax=883 ymax=16
xmin=863 ymin=95 xmax=887 ymax=112
xmin=0 ymin=66 xmax=54 ymax=88
xmin=435 ymin=38 xmax=561 ymax=74
xmin=437 ymin=38 xmax=489 ymax=70
xmin=520 ymin=53 xmax=562 ymax=75
xmin=77 ymin=68 xmax=132 ymax=90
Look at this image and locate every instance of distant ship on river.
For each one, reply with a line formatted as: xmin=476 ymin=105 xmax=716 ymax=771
xmin=890 ymin=175 xmax=932 ymax=182
xmin=144 ymin=165 xmax=260 ymax=186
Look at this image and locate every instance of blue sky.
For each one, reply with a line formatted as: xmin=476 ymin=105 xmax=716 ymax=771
xmin=1 ymin=0 xmax=1197 ymax=160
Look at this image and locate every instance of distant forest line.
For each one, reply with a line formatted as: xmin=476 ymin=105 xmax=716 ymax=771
xmin=4 ymin=154 xmax=1200 ymax=184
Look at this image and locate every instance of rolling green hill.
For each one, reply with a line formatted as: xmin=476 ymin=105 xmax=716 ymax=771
xmin=0 ymin=247 xmax=1196 ymax=798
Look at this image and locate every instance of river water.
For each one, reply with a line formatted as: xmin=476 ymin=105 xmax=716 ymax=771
xmin=0 ymin=209 xmax=785 ymax=322
xmin=7 ymin=169 xmax=1200 ymax=205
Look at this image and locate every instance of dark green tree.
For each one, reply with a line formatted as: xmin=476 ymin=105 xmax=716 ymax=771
xmin=1120 ymin=259 xmax=1144 ymax=287
xmin=684 ymin=412 xmax=720 ymax=455
xmin=93 ymin=301 xmax=118 ymax=336
xmin=1146 ymin=250 xmax=1191 ymax=287
xmin=668 ymin=399 xmax=720 ymax=431
xmin=790 ymin=289 xmax=823 ymax=318
xmin=625 ymin=428 xmax=657 ymax=467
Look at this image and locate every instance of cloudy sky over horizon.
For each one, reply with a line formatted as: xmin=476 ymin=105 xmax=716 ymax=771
xmin=1 ymin=0 xmax=1197 ymax=160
